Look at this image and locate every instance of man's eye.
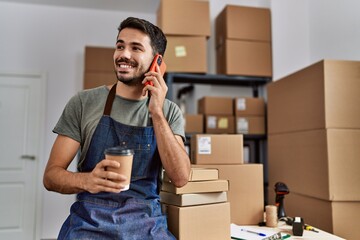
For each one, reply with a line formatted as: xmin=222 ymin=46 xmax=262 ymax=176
xmin=116 ymin=45 xmax=124 ymax=50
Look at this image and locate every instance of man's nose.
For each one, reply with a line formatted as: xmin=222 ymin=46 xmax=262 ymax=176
xmin=119 ymin=48 xmax=131 ymax=59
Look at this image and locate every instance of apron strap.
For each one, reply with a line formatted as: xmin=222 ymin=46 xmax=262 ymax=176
xmin=103 ymin=84 xmax=117 ymax=116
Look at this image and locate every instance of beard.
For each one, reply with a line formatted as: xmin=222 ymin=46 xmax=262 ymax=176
xmin=114 ymin=58 xmax=147 ymax=86
xmin=115 ymin=71 xmax=145 ymax=86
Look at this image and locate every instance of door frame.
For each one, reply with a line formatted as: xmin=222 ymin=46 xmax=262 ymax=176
xmin=0 ymin=71 xmax=47 ymax=240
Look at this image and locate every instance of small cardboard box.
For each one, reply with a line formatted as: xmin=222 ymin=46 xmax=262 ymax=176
xmin=157 ymin=0 xmax=210 ymax=37
xmin=195 ymin=164 xmax=264 ymax=225
xmin=160 ymin=191 xmax=227 ymax=206
xmin=161 ymin=179 xmax=228 ymax=194
xmin=234 ymin=97 xmax=265 ymax=116
xmin=163 ymin=168 xmax=219 ymax=182
xmin=198 ymin=96 xmax=233 ymax=115
xmin=235 ymin=116 xmax=265 ymax=134
xmin=191 ymin=134 xmax=243 ymax=164
xmin=216 ymin=39 xmax=272 ymax=77
xmin=163 ymin=202 xmax=231 ymax=240
xmin=215 ymin=5 xmax=271 ymax=46
xmin=84 ymin=46 xmax=114 ymax=72
xmin=84 ymin=72 xmax=117 ymax=89
xmin=267 ymin=59 xmax=360 ymax=134
xmin=185 ymin=114 xmax=203 ymax=133
xmin=268 ymin=128 xmax=360 ymax=201
xmin=284 ymin=192 xmax=360 ymax=240
xmin=204 ymin=115 xmax=235 ymax=134
xmin=164 ymin=36 xmax=207 ymax=73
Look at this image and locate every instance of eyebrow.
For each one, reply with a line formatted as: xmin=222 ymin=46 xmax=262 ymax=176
xmin=116 ymin=39 xmax=144 ymax=48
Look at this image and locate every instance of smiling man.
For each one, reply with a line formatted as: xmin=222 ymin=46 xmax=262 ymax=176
xmin=43 ymin=17 xmax=190 ymax=239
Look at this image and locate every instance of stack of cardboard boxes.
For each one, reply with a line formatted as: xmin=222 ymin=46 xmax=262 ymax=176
xmin=185 ymin=96 xmax=266 ymax=135
xmin=161 ymin=168 xmax=230 ymax=240
xmin=215 ymin=5 xmax=272 ymax=77
xmin=157 ymin=0 xmax=210 ymax=73
xmin=267 ymin=60 xmax=360 ymax=240
xmin=83 ymin=46 xmax=117 ymax=89
xmin=191 ymin=134 xmax=264 ymax=226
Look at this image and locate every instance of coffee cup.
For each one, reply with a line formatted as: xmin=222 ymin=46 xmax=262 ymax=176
xmin=104 ymin=146 xmax=134 ymax=191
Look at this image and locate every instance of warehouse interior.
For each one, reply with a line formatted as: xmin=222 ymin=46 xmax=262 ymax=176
xmin=0 ymin=0 xmax=359 ymax=239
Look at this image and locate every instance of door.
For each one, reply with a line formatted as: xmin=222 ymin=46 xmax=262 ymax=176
xmin=0 ymin=73 xmax=45 ymax=240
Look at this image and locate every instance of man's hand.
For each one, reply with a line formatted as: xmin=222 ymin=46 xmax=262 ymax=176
xmin=142 ymin=65 xmax=167 ymax=114
xmin=84 ymin=159 xmax=128 ymax=194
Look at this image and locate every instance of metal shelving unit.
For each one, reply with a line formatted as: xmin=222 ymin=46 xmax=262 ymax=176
xmin=165 ymin=72 xmax=272 ymax=204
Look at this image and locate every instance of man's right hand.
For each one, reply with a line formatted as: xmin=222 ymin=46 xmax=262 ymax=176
xmin=84 ymin=159 xmax=128 ymax=194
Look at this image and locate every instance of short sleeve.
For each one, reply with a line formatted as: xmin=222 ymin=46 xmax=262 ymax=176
xmin=53 ymin=93 xmax=82 ymax=143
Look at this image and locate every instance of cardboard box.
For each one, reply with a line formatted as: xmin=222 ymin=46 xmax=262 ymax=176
xmin=84 ymin=72 xmax=117 ymax=89
xmin=204 ymin=115 xmax=235 ymax=134
xmin=157 ymin=0 xmax=210 ymax=37
xmin=161 ymin=179 xmax=228 ymax=194
xmin=215 ymin=5 xmax=271 ymax=46
xmin=195 ymin=164 xmax=264 ymax=225
xmin=236 ymin=116 xmax=265 ymax=134
xmin=163 ymin=168 xmax=219 ymax=182
xmin=191 ymin=134 xmax=243 ymax=164
xmin=185 ymin=114 xmax=203 ymax=133
xmin=160 ymin=191 xmax=227 ymax=206
xmin=284 ymin=193 xmax=360 ymax=240
xmin=268 ymin=129 xmax=360 ymax=201
xmin=216 ymin=39 xmax=272 ymax=77
xmin=234 ymin=97 xmax=265 ymax=116
xmin=163 ymin=202 xmax=231 ymax=240
xmin=164 ymin=36 xmax=207 ymax=73
xmin=84 ymin=46 xmax=114 ymax=72
xmin=84 ymin=46 xmax=117 ymax=89
xmin=267 ymin=59 xmax=360 ymax=134
xmin=198 ymin=96 xmax=233 ymax=115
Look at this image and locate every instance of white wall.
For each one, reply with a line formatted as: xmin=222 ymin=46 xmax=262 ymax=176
xmin=309 ymin=0 xmax=360 ymax=63
xmin=1 ymin=0 xmax=360 ymax=239
xmin=0 ymin=2 xmax=154 ymax=238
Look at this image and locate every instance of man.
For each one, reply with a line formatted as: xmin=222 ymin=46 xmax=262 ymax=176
xmin=43 ymin=17 xmax=190 ymax=239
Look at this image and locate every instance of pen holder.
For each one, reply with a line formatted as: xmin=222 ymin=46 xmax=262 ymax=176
xmin=292 ymin=217 xmax=304 ymax=236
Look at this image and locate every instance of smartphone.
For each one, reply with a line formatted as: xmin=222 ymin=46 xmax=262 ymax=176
xmin=145 ymin=54 xmax=166 ymax=86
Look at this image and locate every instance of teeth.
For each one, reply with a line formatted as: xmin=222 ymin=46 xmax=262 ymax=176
xmin=119 ymin=64 xmax=132 ymax=68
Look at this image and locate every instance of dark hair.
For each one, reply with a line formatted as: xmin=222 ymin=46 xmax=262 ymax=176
xmin=118 ymin=17 xmax=167 ymax=56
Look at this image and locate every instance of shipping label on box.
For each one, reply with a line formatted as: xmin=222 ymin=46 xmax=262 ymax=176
xmin=191 ymin=134 xmax=243 ymax=164
xmin=234 ymin=97 xmax=265 ymax=116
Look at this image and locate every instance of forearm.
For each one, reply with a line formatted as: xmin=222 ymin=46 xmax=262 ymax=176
xmin=151 ymin=111 xmax=191 ymax=187
xmin=43 ymin=166 xmax=88 ymax=194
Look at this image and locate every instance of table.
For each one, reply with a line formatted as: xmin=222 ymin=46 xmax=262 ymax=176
xmin=231 ymin=222 xmax=345 ymax=240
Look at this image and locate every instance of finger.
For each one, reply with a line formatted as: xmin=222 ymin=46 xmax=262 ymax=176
xmin=142 ymin=75 xmax=158 ymax=86
xmin=98 ymin=159 xmax=121 ymax=169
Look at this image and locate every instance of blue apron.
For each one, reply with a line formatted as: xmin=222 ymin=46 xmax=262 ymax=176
xmin=58 ymin=84 xmax=175 ymax=240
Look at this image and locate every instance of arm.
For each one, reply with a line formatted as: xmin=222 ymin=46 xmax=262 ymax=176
xmin=43 ymin=135 xmax=127 ymax=194
xmin=143 ymin=67 xmax=191 ymax=187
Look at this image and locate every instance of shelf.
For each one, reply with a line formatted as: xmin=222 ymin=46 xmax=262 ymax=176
xmin=185 ymin=133 xmax=267 ymax=142
xmin=165 ymin=72 xmax=271 ymax=99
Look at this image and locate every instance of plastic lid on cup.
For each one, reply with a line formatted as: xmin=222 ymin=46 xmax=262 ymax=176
xmin=104 ymin=146 xmax=134 ymax=156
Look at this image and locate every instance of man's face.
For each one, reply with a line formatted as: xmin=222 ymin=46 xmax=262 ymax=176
xmin=113 ymin=28 xmax=154 ymax=85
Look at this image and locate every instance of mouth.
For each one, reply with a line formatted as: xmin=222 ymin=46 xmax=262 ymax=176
xmin=116 ymin=63 xmax=134 ymax=72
